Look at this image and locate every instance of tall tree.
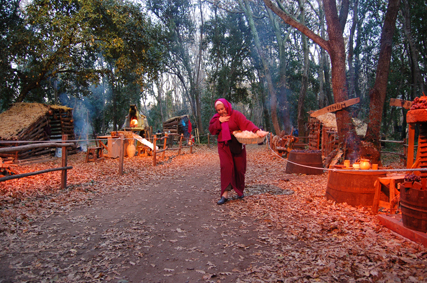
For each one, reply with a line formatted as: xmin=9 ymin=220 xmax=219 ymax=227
xmin=238 ymin=0 xmax=281 ymax=135
xmin=204 ymin=9 xmax=254 ymax=103
xmin=364 ymin=0 xmax=401 ymax=146
xmin=147 ymin=0 xmax=206 ymax=133
xmin=265 ymin=6 xmax=293 ymax=134
xmin=264 ymin=0 xmax=400 ymax=158
xmin=3 ymin=0 xmax=164 ymax=104
xmin=296 ymin=0 xmax=309 ymax=138
xmin=0 ymin=0 xmax=25 ymax=110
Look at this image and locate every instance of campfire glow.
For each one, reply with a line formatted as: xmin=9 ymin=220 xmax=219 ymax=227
xmin=130 ymin=118 xmax=138 ymax=127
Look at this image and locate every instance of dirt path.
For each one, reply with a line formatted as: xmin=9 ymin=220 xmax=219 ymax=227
xmin=0 ymin=146 xmax=283 ymax=282
xmin=1 ymin=145 xmax=426 ymax=282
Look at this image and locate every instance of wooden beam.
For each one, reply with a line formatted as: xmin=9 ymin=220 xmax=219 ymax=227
xmin=119 ymin=134 xmax=124 ymax=175
xmin=407 ymin=124 xmax=415 ymax=168
xmin=310 ymin=98 xmax=360 ymax=117
xmin=0 ymin=166 xmax=73 ymax=182
xmin=390 ymin=98 xmax=412 ymax=109
xmin=0 ymin=143 xmax=75 ymax=153
xmin=61 ymin=135 xmax=68 ymax=189
xmin=377 ymin=214 xmax=427 ymax=247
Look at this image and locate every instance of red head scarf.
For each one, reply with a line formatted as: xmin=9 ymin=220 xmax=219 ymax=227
xmin=213 ymin=98 xmax=233 ymax=142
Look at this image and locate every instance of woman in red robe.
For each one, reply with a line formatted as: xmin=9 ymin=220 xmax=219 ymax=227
xmin=209 ymin=98 xmax=268 ymax=205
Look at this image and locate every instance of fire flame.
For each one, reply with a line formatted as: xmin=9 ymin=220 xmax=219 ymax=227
xmin=130 ymin=118 xmax=138 ymax=127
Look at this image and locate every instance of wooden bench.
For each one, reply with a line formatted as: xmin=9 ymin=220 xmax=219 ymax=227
xmin=86 ymin=147 xmax=104 ymax=162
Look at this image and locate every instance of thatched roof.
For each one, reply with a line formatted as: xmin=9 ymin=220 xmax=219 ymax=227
xmin=0 ymin=103 xmax=71 ymax=140
xmin=315 ymin=112 xmax=367 ymax=136
xmin=316 ymin=113 xmax=337 ymax=129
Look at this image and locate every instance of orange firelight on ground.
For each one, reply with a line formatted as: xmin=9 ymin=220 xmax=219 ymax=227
xmin=130 ymin=118 xmax=138 ymax=127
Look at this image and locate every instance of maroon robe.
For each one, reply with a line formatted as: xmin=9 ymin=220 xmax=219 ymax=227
xmin=209 ymin=101 xmax=259 ymax=197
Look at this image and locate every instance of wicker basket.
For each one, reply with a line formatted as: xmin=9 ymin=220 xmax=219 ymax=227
xmin=234 ymin=135 xmax=266 ymax=144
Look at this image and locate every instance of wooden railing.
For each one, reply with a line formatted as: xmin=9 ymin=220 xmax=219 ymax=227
xmin=0 ymin=135 xmax=73 ymax=188
xmin=152 ymin=133 xmax=193 ymax=166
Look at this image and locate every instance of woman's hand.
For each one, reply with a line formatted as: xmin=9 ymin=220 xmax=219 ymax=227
xmin=256 ymin=130 xmax=269 ymax=137
xmin=219 ymin=116 xmax=230 ymax=123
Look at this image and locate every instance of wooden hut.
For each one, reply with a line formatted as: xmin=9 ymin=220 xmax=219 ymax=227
xmin=308 ymin=112 xmax=367 ymax=158
xmin=0 ymin=103 xmax=77 ymax=160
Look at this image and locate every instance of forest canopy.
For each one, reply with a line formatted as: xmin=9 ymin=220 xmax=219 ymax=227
xmin=0 ymin=0 xmax=426 ymax=143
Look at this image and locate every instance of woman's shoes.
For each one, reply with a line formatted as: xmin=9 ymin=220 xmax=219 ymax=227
xmin=237 ymin=194 xmax=244 ymax=199
xmin=217 ymin=197 xmax=228 ymax=205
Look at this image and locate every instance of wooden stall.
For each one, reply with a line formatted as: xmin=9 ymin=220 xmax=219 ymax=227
xmin=0 ymin=103 xmax=77 ymax=160
xmin=308 ymin=98 xmax=361 ymax=158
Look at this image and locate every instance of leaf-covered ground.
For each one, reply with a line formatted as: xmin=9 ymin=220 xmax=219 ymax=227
xmin=0 ymin=145 xmax=426 ymax=282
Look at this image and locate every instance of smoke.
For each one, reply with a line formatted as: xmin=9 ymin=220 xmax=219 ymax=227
xmin=59 ymin=93 xmax=95 ymax=151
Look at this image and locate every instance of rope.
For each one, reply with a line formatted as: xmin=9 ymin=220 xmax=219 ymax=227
xmin=265 ymin=135 xmax=427 ymax=173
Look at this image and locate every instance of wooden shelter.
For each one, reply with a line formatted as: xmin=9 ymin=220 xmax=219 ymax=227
xmin=0 ymin=103 xmax=77 ymax=160
xmin=162 ymin=115 xmax=191 ymax=136
xmin=308 ymin=112 xmax=367 ymax=159
xmin=308 ymin=113 xmax=338 ymax=158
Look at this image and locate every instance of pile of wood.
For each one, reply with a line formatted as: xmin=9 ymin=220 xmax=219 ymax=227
xmin=162 ymin=115 xmax=190 ymax=135
xmin=0 ymin=157 xmax=17 ymax=177
xmin=48 ymin=106 xmax=76 ymax=144
xmin=321 ymin=127 xmax=338 ymax=158
xmin=0 ymin=103 xmax=77 ymax=160
xmin=308 ymin=116 xmax=321 ymax=150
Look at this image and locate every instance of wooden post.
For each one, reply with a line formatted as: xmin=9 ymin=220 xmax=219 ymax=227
xmin=269 ymin=133 xmax=273 ymax=152
xmin=162 ymin=133 xmax=168 ymax=160
xmin=119 ymin=134 xmax=124 ymax=175
xmin=266 ymin=134 xmax=269 ymax=150
xmin=190 ymin=135 xmax=193 ymax=154
xmin=153 ymin=134 xmax=157 ymax=166
xmin=403 ymin=138 xmax=407 ymax=166
xmin=407 ymin=124 xmax=415 ymax=168
xmin=61 ymin=134 xmax=68 ymax=189
xmin=14 ymin=143 xmax=18 ymax=161
xmin=178 ymin=134 xmax=183 ymax=155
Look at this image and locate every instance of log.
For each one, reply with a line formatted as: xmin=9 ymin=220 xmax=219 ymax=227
xmin=0 ymin=166 xmax=73 ymax=182
xmin=18 ymin=117 xmax=48 ymax=139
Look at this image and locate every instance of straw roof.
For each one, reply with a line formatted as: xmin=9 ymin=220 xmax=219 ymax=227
xmin=315 ymin=113 xmax=367 ymax=136
xmin=316 ymin=113 xmax=337 ymax=129
xmin=0 ymin=103 xmax=71 ymax=140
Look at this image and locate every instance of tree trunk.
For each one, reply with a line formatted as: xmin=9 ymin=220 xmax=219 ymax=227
xmin=401 ymin=0 xmax=425 ymax=95
xmin=297 ymin=0 xmax=309 ymax=138
xmin=263 ymin=0 xmax=354 ymax=144
xmin=240 ymin=0 xmax=281 ymax=135
xmin=365 ymin=0 xmax=401 ymax=146
xmin=266 ymin=8 xmax=291 ymax=133
xmin=347 ymin=0 xmax=358 ymax=99
xmin=195 ymin=0 xmax=205 ymax=135
xmin=317 ymin=0 xmax=326 ymax=109
xmin=323 ymin=0 xmax=354 ymax=145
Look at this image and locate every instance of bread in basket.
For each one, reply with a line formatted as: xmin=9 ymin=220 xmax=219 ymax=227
xmin=233 ymin=130 xmax=266 ymax=144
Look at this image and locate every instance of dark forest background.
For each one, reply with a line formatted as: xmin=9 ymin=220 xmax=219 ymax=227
xmin=1 ymin=0 xmax=426 ymax=143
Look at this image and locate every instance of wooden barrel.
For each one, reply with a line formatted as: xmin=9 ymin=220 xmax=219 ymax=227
xmin=326 ymin=170 xmax=386 ymax=207
xmin=285 ymin=151 xmax=324 ymax=175
xmin=400 ymin=181 xmax=427 ymax=233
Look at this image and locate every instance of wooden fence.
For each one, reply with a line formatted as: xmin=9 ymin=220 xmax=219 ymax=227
xmin=0 ymin=135 xmax=73 ymax=188
xmin=151 ymin=133 xmax=193 ymax=166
